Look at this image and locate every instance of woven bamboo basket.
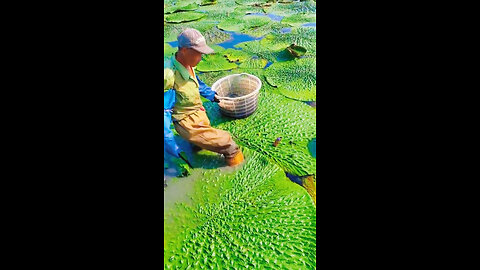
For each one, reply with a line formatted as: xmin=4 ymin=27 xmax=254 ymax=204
xmin=211 ymin=73 xmax=261 ymax=119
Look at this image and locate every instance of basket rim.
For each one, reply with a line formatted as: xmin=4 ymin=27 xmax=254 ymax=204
xmin=212 ymin=73 xmax=262 ymax=101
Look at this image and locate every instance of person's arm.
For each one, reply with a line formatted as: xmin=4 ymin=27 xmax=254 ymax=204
xmin=197 ymin=75 xmax=217 ymax=102
xmin=164 ymin=68 xmax=175 ymax=91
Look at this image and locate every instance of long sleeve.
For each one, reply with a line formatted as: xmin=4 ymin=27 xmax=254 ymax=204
xmin=164 ymin=89 xmax=180 ymax=158
xmin=197 ymin=75 xmax=216 ymax=102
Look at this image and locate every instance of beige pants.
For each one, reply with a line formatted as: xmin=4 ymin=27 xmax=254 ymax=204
xmin=174 ymin=109 xmax=239 ymax=159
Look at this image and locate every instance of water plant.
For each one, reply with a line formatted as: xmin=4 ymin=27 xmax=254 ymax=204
xmin=165 ymin=11 xmax=207 ymax=23
xmin=196 ymin=53 xmax=239 ymax=72
xmin=164 ymin=149 xmax=316 ymax=269
xmin=164 ymin=0 xmax=317 ymax=267
xmin=264 ymin=57 xmax=316 ymax=101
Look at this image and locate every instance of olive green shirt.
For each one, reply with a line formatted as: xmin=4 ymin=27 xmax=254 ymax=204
xmin=164 ymin=56 xmax=203 ymax=121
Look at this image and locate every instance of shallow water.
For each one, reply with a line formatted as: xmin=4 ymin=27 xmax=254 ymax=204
xmin=217 ymin=30 xmax=262 ymax=49
xmin=302 ymin=22 xmax=316 ymax=27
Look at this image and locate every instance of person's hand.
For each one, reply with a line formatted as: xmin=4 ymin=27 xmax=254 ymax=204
xmin=213 ymin=95 xmax=221 ymax=103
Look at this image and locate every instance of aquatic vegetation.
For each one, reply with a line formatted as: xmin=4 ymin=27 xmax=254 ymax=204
xmin=198 ymin=1 xmax=237 ymax=21
xmin=200 ymin=0 xmax=218 ymax=6
xmin=165 ymin=11 xmax=207 ymax=23
xmin=222 ymin=48 xmax=251 ymax=63
xmin=164 ymin=43 xmax=176 ymax=57
xmin=164 ymin=149 xmax=316 ymax=269
xmin=218 ymin=15 xmax=271 ymax=32
xmin=164 ymin=1 xmax=317 ymax=267
xmin=201 ymin=26 xmax=231 ymax=44
xmin=286 ymin=44 xmax=307 ymax=57
xmin=238 ymin=57 xmax=268 ymax=69
xmin=205 ymin=91 xmax=316 ymax=176
xmin=232 ymin=5 xmax=266 ymax=16
xmin=235 ymin=39 xmax=286 ymax=62
xmin=164 ymin=3 xmax=199 ymax=14
xmin=263 ymin=0 xmax=316 ymax=16
xmin=264 ymin=57 xmax=316 ymax=101
xmin=235 ymin=0 xmax=269 ymax=5
xmin=281 ymin=12 xmax=316 ymax=26
xmin=261 ymin=27 xmax=317 ymax=56
xmin=196 ymin=53 xmax=239 ymax=72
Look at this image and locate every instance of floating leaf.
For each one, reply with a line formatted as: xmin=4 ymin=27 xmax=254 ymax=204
xmin=263 ymin=0 xmax=316 ymax=16
xmin=205 ymin=92 xmax=316 ymax=175
xmin=281 ymin=12 xmax=316 ymax=26
xmin=222 ymin=49 xmax=250 ymax=63
xmin=164 ymin=3 xmax=199 ymax=14
xmin=264 ymin=57 xmax=316 ymax=101
xmin=286 ymin=44 xmax=307 ymax=57
xmin=164 ymin=43 xmax=176 ymax=57
xmin=165 ymin=11 xmax=206 ymax=23
xmin=238 ymin=58 xmax=268 ymax=69
xmin=218 ymin=15 xmax=271 ymax=32
xmin=164 ymin=149 xmax=316 ymax=269
xmin=201 ymin=0 xmax=217 ymax=6
xmin=196 ymin=53 xmax=238 ymax=72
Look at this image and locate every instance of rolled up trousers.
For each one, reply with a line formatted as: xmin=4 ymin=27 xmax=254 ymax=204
xmin=174 ymin=109 xmax=239 ymax=159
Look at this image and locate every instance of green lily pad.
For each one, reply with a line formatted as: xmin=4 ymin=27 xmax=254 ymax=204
xmin=281 ymin=12 xmax=316 ymax=26
xmin=238 ymin=58 xmax=268 ymax=69
xmin=164 ymin=148 xmax=316 ymax=269
xmin=164 ymin=3 xmax=199 ymax=14
xmin=200 ymin=0 xmax=217 ymax=6
xmin=196 ymin=53 xmax=239 ymax=72
xmin=264 ymin=57 xmax=316 ymax=101
xmin=260 ymin=27 xmax=316 ymax=56
xmin=165 ymin=11 xmax=206 ymax=23
xmin=164 ymin=43 xmax=176 ymax=57
xmin=218 ymin=15 xmax=271 ymax=32
xmin=262 ymin=0 xmax=316 ymax=16
xmin=286 ymin=44 xmax=307 ymax=57
xmin=222 ymin=49 xmax=251 ymax=63
xmin=235 ymin=0 xmax=269 ymax=5
xmin=206 ymin=92 xmax=316 ymax=176
xmin=202 ymin=26 xmax=231 ymax=44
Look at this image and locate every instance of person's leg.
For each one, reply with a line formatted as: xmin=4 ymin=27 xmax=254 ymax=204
xmin=174 ymin=110 xmax=239 ymax=159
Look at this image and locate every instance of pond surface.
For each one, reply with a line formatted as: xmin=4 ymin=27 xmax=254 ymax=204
xmin=217 ymin=30 xmax=262 ymax=49
xmin=245 ymin=12 xmax=284 ymax=22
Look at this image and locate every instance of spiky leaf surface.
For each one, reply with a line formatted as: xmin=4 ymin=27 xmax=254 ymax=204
xmin=263 ymin=0 xmax=316 ymax=16
xmin=281 ymin=12 xmax=316 ymax=26
xmin=196 ymin=53 xmax=239 ymax=72
xmin=218 ymin=15 xmax=271 ymax=32
xmin=260 ymin=27 xmax=317 ymax=56
xmin=204 ymin=91 xmax=316 ymax=175
xmin=264 ymin=57 xmax=316 ymax=101
xmin=238 ymin=57 xmax=268 ymax=69
xmin=164 ymin=149 xmax=316 ymax=269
